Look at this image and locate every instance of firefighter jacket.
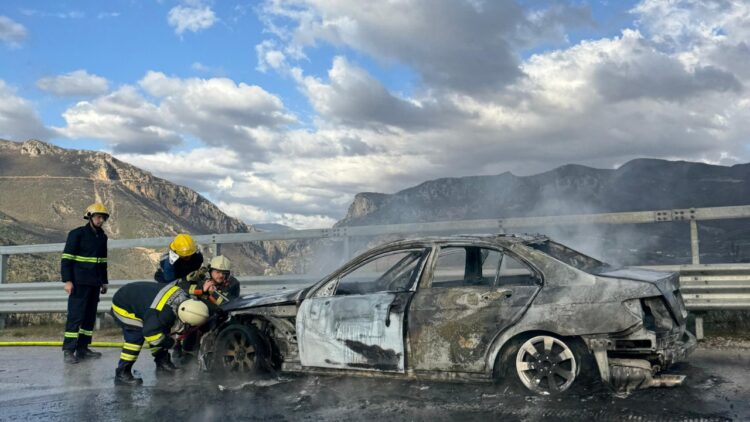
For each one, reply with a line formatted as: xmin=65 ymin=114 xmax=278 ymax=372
xmin=61 ymin=224 xmax=108 ymax=286
xmin=179 ymin=275 xmax=240 ymax=312
xmin=111 ymin=281 xmax=189 ymax=349
xmin=154 ymin=251 xmax=204 ymax=283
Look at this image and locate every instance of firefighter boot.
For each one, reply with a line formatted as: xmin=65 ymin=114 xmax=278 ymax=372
xmin=154 ymin=351 xmax=181 ymax=375
xmin=115 ymin=363 xmax=143 ymax=386
xmin=77 ymin=348 xmax=103 ymax=359
xmin=63 ymin=350 xmax=80 ymax=364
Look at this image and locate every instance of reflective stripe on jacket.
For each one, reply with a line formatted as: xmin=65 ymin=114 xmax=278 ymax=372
xmin=60 ymin=224 xmax=108 ymax=286
xmin=111 ymin=281 xmax=188 ymax=347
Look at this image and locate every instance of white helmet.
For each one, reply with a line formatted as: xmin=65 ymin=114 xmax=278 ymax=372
xmin=209 ymin=255 xmax=231 ymax=272
xmin=177 ymin=299 xmax=209 ymax=326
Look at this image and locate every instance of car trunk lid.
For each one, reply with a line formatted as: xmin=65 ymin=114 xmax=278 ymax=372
xmin=597 ymin=268 xmax=687 ymax=325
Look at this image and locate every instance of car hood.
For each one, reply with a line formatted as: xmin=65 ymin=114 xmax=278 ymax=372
xmin=222 ymin=287 xmax=306 ymax=312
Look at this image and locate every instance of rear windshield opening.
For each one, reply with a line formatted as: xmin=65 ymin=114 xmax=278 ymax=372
xmin=529 ymin=240 xmax=611 ymax=273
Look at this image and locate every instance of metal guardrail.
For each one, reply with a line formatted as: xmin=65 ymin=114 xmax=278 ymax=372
xmin=0 ymin=276 xmax=318 ymax=315
xmin=3 ymin=266 xmax=748 ymax=314
xmin=1 ymin=205 xmax=749 ymax=336
xmin=2 ymin=205 xmax=750 ymax=280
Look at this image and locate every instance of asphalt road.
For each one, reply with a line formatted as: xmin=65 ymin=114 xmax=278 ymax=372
xmin=0 ymin=347 xmax=747 ymax=421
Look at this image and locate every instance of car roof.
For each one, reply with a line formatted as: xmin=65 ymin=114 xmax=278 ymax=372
xmin=371 ymin=233 xmax=550 ymax=250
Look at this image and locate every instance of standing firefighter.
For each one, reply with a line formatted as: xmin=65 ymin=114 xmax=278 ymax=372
xmin=154 ymin=233 xmax=204 ymax=283
xmin=61 ymin=203 xmax=109 ymax=364
xmin=110 ymin=281 xmax=209 ymax=385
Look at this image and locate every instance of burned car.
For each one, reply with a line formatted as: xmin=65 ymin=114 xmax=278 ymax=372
xmin=198 ymin=234 xmax=696 ymax=395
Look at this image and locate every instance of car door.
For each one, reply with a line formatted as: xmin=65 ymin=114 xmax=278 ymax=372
xmin=408 ymin=244 xmax=541 ymax=373
xmin=297 ymin=248 xmax=429 ymax=373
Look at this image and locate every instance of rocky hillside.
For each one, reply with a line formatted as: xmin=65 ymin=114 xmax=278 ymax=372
xmin=336 ymin=159 xmax=750 ymax=265
xmin=0 ymin=139 xmax=287 ymax=282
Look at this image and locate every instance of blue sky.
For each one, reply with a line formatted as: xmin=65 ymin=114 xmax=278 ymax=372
xmin=1 ymin=1 xmax=748 ymax=228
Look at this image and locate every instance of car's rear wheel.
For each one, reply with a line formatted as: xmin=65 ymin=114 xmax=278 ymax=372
xmin=502 ymin=335 xmax=588 ymax=395
xmin=214 ymin=323 xmax=269 ymax=375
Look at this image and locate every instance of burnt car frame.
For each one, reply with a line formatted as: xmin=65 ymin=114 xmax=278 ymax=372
xmin=198 ymin=234 xmax=696 ymax=395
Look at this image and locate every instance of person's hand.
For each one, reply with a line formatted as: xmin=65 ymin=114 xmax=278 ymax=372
xmin=203 ymin=280 xmax=216 ymax=293
xmin=100 ymin=285 xmax=108 ymax=294
xmin=64 ymin=281 xmax=73 ymax=295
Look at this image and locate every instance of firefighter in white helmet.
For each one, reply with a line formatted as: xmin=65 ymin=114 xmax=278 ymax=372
xmin=110 ymin=281 xmax=209 ymax=386
xmin=175 ymin=255 xmax=240 ymax=362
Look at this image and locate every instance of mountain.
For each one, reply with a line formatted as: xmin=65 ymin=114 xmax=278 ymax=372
xmin=337 ymin=159 xmax=750 ymax=265
xmin=0 ymin=139 xmax=285 ymax=283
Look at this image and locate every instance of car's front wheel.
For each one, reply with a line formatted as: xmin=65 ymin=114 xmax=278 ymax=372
xmin=502 ymin=335 xmax=588 ymax=395
xmin=214 ymin=323 xmax=269 ymax=375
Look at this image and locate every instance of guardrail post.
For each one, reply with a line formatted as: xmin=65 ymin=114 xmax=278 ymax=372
xmin=0 ymin=255 xmax=6 ymax=329
xmin=690 ymin=220 xmax=700 ymax=265
xmin=95 ymin=313 xmax=104 ymax=330
xmin=209 ymin=242 xmax=221 ymax=257
xmin=695 ymin=314 xmax=704 ymax=340
xmin=0 ymin=254 xmax=7 ymax=284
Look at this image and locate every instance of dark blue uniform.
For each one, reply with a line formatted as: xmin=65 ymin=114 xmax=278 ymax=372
xmin=110 ymin=281 xmax=188 ymax=367
xmin=61 ymin=224 xmax=107 ymax=353
xmin=154 ymin=251 xmax=203 ymax=283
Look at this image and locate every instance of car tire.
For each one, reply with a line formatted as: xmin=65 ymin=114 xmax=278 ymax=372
xmin=499 ymin=334 xmax=592 ymax=395
xmin=214 ymin=323 xmax=269 ymax=376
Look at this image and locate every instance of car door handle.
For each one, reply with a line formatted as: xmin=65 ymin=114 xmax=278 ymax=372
xmin=385 ymin=300 xmax=397 ymax=327
xmin=481 ymin=289 xmax=512 ymax=301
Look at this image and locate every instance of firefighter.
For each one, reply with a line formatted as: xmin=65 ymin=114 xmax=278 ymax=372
xmin=180 ymin=255 xmax=240 ymax=310
xmin=110 ymin=281 xmax=209 ymax=386
xmin=154 ymin=233 xmax=204 ymax=283
xmin=61 ymin=203 xmax=110 ymax=364
xmin=175 ymin=255 xmax=240 ymax=362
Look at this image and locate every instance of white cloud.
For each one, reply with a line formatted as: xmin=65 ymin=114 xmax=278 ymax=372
xmin=58 ymin=72 xmax=296 ymax=155
xmin=0 ymin=80 xmax=54 ymax=140
xmin=97 ymin=12 xmax=121 ymax=19
xmin=58 ymin=86 xmax=182 ymax=153
xmin=167 ymin=4 xmax=216 ymax=35
xmin=191 ymin=62 xmax=224 ymax=76
xmin=138 ymin=71 xmax=296 ymax=155
xmin=299 ymin=56 xmax=462 ymax=130
xmin=257 ymin=0 xmax=592 ymax=94
xmin=51 ymin=1 xmax=750 ymax=229
xmin=36 ymin=70 xmax=110 ymax=97
xmin=0 ymin=16 xmax=27 ymax=47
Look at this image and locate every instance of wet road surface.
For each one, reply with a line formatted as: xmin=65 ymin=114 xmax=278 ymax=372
xmin=0 ymin=347 xmax=747 ymax=421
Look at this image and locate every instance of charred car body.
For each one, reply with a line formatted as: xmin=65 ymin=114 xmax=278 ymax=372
xmin=198 ymin=234 xmax=696 ymax=395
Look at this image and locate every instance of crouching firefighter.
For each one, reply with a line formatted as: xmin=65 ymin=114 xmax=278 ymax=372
xmin=110 ymin=281 xmax=209 ymax=386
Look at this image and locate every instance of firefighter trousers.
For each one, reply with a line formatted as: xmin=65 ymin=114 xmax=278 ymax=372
xmin=62 ymin=284 xmax=100 ymax=352
xmin=114 ymin=321 xmax=169 ymax=369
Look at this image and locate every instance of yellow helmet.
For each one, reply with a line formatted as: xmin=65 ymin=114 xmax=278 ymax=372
xmin=209 ymin=255 xmax=231 ymax=272
xmin=177 ymin=299 xmax=209 ymax=326
xmin=84 ymin=203 xmax=109 ymax=220
xmin=170 ymin=234 xmax=197 ymax=257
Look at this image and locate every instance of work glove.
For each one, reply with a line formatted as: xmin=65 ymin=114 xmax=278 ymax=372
xmin=186 ymin=266 xmax=207 ymax=283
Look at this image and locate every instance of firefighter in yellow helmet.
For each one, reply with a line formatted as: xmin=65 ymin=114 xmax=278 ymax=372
xmin=154 ymin=234 xmax=204 ymax=284
xmin=61 ymin=203 xmax=110 ymax=364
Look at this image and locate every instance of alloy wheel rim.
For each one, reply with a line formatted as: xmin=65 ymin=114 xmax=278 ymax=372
xmin=223 ymin=331 xmax=257 ymax=372
xmin=515 ymin=335 xmax=577 ymax=395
